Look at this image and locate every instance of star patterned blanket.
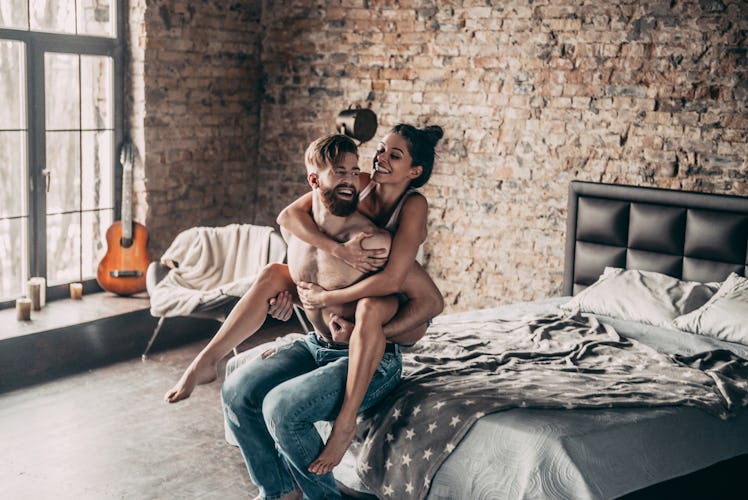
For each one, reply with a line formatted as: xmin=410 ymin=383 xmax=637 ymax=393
xmin=352 ymin=312 xmax=748 ymax=499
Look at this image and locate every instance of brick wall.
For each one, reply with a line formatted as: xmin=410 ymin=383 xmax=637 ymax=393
xmin=133 ymin=0 xmax=748 ymax=313
xmin=129 ymin=0 xmax=264 ymax=255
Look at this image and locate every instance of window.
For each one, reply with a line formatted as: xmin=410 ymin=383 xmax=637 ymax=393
xmin=0 ymin=0 xmax=123 ymax=306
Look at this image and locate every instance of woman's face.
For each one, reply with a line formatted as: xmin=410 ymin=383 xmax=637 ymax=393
xmin=372 ymin=133 xmax=418 ymax=184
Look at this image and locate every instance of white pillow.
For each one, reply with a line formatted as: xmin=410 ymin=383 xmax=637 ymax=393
xmin=672 ymin=273 xmax=748 ymax=345
xmin=561 ymin=267 xmax=718 ymax=328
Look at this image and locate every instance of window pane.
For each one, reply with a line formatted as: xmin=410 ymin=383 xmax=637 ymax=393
xmin=0 ymin=218 xmax=28 ymax=300
xmin=45 ymin=52 xmax=80 ymax=130
xmin=81 ymin=55 xmax=113 ymax=129
xmin=81 ymin=130 xmax=113 ymax=210
xmin=82 ymin=209 xmax=112 ymax=279
xmin=47 ymin=211 xmax=80 ymax=285
xmin=0 ymin=131 xmax=28 ymax=218
xmin=0 ymin=0 xmax=29 ymax=29
xmin=46 ymin=130 xmax=80 ymax=214
xmin=31 ymin=0 xmax=76 ymax=34
xmin=78 ymin=0 xmax=114 ymax=37
xmin=0 ymin=40 xmax=26 ymax=129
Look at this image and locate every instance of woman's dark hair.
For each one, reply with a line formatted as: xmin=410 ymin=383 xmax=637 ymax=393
xmin=388 ymin=123 xmax=443 ymax=188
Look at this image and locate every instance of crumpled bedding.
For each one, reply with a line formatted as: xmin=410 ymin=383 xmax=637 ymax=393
xmin=352 ymin=311 xmax=748 ymax=500
xmin=149 ymin=224 xmax=278 ymax=317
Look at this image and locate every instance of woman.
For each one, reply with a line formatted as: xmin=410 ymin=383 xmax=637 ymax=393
xmin=165 ymin=131 xmax=441 ymax=500
xmin=276 ymin=123 xmax=445 ymax=475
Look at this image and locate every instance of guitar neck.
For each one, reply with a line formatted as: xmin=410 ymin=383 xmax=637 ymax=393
xmin=122 ymin=164 xmax=133 ymax=240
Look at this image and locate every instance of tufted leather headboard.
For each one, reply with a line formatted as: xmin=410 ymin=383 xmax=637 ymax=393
xmin=563 ymin=181 xmax=748 ymax=296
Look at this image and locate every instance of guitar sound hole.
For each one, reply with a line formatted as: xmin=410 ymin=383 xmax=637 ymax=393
xmin=120 ymin=237 xmax=133 ymax=248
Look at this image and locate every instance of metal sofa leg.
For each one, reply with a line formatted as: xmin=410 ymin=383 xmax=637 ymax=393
xmin=142 ymin=316 xmax=166 ymax=361
xmin=293 ymin=305 xmax=312 ymax=333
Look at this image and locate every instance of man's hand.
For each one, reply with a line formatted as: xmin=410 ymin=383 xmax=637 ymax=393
xmin=297 ymin=281 xmax=329 ymax=309
xmin=329 ymin=314 xmax=354 ymax=344
xmin=267 ymin=291 xmax=294 ymax=321
xmin=335 ymin=232 xmax=387 ymax=273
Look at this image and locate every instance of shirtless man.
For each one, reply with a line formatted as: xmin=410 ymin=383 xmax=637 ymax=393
xmin=169 ymin=134 xmax=438 ymax=500
xmin=281 ymin=161 xmax=392 ymax=340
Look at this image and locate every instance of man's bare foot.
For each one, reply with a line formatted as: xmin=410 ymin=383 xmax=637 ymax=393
xmin=164 ymin=357 xmax=217 ymax=403
xmin=308 ymin=419 xmax=357 ymax=475
xmin=252 ymin=488 xmax=301 ymax=500
xmin=278 ymin=489 xmax=302 ymax=500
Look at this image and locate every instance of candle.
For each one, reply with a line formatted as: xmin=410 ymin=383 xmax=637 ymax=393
xmin=70 ymin=282 xmax=83 ymax=300
xmin=16 ymin=298 xmax=32 ymax=321
xmin=29 ymin=277 xmax=46 ymax=307
xmin=28 ymin=280 xmax=42 ymax=311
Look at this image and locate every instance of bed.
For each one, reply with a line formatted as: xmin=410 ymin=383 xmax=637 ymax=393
xmin=227 ymin=181 xmax=748 ymax=499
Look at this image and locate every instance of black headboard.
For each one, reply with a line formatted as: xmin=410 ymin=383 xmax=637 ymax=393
xmin=563 ymin=181 xmax=748 ymax=296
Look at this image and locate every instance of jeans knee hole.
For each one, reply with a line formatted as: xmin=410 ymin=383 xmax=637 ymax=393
xmin=224 ymin=403 xmax=240 ymax=427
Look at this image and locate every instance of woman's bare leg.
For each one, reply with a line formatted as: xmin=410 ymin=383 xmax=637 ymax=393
xmin=164 ymin=263 xmax=296 ymax=403
xmin=308 ymin=296 xmax=399 ymax=475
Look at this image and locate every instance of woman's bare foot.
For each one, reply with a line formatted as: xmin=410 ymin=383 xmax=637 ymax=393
xmin=308 ymin=418 xmax=357 ymax=475
xmin=164 ymin=356 xmax=217 ymax=403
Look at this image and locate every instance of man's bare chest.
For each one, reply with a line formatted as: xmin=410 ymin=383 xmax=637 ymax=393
xmin=286 ymin=236 xmax=364 ymax=291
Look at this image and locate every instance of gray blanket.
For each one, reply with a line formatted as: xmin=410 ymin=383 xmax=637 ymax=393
xmin=353 ymin=312 xmax=748 ymax=499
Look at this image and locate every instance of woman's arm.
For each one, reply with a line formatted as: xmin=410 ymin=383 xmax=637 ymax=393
xmin=277 ymin=191 xmax=387 ymax=273
xmin=297 ymin=193 xmax=428 ymax=307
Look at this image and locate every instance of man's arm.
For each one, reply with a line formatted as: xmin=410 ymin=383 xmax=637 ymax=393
xmin=325 ymin=263 xmax=443 ymax=345
xmin=383 ymin=263 xmax=444 ymax=344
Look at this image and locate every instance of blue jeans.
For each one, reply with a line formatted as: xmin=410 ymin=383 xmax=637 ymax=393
xmin=221 ymin=332 xmax=402 ymax=500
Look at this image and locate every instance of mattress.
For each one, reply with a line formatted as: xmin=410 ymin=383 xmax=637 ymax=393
xmin=337 ymin=297 xmax=748 ymax=499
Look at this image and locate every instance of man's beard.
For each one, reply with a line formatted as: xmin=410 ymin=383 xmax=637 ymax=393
xmin=320 ymin=185 xmax=359 ymax=216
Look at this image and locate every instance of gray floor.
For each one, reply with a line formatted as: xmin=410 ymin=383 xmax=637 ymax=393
xmin=0 ymin=321 xmax=299 ymax=500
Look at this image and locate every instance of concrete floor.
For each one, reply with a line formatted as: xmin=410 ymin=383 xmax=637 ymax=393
xmin=0 ymin=321 xmax=299 ymax=500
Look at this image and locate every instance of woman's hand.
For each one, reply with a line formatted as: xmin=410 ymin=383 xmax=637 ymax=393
xmin=297 ymin=281 xmax=330 ymax=309
xmin=329 ymin=314 xmax=354 ymax=344
xmin=267 ymin=291 xmax=294 ymax=321
xmin=335 ymin=232 xmax=388 ymax=273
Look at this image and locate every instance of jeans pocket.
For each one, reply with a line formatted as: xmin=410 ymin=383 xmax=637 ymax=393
xmin=362 ymin=355 xmax=402 ymax=411
xmin=373 ymin=353 xmax=402 ymax=390
xmin=376 ymin=352 xmax=401 ymax=376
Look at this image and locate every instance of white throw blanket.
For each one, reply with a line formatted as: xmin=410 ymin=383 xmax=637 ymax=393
xmin=149 ymin=224 xmax=282 ymax=317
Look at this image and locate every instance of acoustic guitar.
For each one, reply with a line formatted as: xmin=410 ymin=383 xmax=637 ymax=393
xmin=96 ymin=141 xmax=151 ymax=296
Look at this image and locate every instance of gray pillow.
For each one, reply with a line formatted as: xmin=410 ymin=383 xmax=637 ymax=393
xmin=672 ymin=273 xmax=748 ymax=345
xmin=561 ymin=267 xmax=718 ymax=328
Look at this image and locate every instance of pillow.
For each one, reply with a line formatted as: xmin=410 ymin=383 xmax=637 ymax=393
xmin=672 ymin=273 xmax=748 ymax=345
xmin=561 ymin=267 xmax=718 ymax=328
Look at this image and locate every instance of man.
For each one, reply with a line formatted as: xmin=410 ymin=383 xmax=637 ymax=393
xmin=167 ymin=134 xmax=441 ymax=500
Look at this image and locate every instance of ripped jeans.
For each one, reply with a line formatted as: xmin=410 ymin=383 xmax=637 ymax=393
xmin=221 ymin=332 xmax=402 ymax=500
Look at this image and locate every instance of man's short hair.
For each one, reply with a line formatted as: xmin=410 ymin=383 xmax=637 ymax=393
xmin=305 ymin=134 xmax=358 ymax=173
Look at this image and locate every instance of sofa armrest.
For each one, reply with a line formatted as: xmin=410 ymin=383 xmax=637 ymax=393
xmin=145 ymin=261 xmax=171 ymax=295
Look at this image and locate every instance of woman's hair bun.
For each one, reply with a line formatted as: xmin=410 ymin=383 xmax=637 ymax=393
xmin=422 ymin=125 xmax=444 ymax=145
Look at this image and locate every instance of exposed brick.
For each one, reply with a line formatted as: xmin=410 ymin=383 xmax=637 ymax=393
xmin=128 ymin=0 xmax=748 ymax=314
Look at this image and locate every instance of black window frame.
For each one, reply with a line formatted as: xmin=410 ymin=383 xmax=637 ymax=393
xmin=0 ymin=1 xmax=125 ymax=308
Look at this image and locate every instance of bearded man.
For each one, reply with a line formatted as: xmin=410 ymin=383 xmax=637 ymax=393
xmin=166 ymin=135 xmax=439 ymax=500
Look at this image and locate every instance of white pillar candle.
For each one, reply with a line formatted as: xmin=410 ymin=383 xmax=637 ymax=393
xmin=28 ymin=277 xmax=46 ymax=307
xmin=70 ymin=282 xmax=83 ymax=300
xmin=16 ymin=298 xmax=32 ymax=321
xmin=28 ymin=280 xmax=42 ymax=311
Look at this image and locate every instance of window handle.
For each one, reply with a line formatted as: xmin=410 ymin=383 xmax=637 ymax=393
xmin=41 ymin=168 xmax=51 ymax=192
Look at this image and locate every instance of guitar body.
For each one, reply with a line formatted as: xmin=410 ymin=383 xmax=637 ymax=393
xmin=97 ymin=220 xmax=151 ymax=296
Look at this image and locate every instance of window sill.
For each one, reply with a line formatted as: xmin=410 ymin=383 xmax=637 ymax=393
xmin=0 ymin=292 xmax=219 ymax=394
xmin=0 ymin=292 xmax=150 ymax=341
